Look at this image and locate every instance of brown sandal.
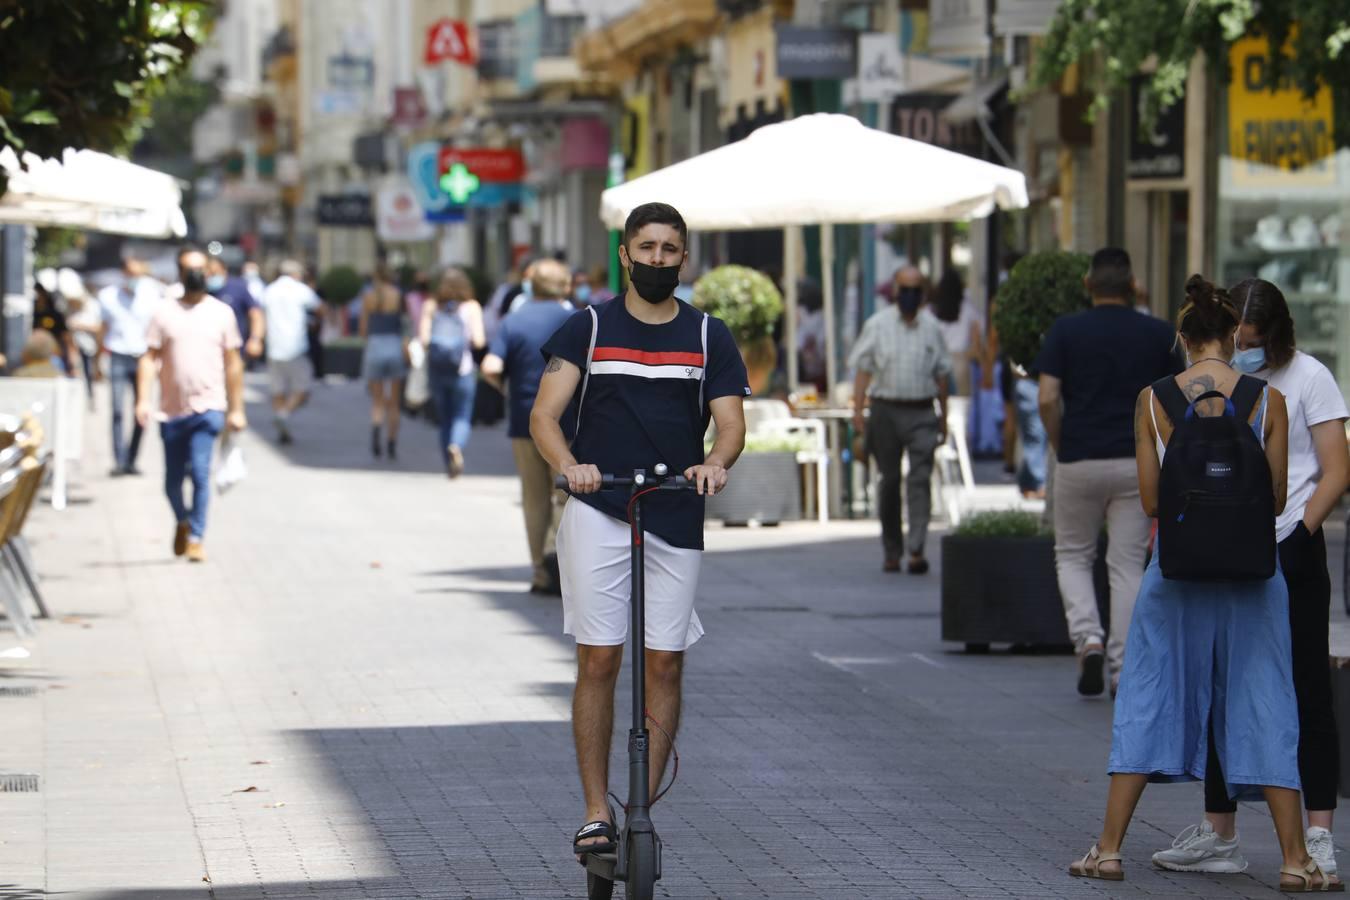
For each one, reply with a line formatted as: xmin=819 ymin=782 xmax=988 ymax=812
xmin=1069 ymin=844 xmax=1124 ymax=881
xmin=1281 ymin=859 xmax=1345 ymax=892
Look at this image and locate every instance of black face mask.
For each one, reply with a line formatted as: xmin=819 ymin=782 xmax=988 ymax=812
xmin=628 ymin=259 xmax=681 ymax=304
xmin=896 ymin=286 xmax=923 ymax=315
xmin=182 ymin=268 xmax=208 ymax=293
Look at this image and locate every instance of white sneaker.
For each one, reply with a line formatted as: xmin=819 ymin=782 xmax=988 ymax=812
xmin=1151 ymin=821 xmax=1248 ymax=873
xmin=1307 ymin=826 xmax=1338 ymax=876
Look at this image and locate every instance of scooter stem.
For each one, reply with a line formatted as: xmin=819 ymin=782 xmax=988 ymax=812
xmin=627 ymin=475 xmax=652 ymax=824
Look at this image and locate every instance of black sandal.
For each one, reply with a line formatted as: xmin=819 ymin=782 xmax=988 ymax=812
xmin=573 ymin=819 xmax=616 ymax=856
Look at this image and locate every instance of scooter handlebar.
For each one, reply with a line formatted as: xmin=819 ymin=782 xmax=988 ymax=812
xmin=553 ymin=473 xmax=693 ymax=491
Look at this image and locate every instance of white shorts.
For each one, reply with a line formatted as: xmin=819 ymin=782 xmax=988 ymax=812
xmin=555 ymin=498 xmax=704 ymax=651
xmin=268 ymin=355 xmax=311 ymax=397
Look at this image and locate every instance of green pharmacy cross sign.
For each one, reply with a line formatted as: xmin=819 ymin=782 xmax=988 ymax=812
xmin=439 ymin=163 xmax=480 ymax=203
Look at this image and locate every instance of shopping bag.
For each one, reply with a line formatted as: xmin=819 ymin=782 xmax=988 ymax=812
xmin=215 ymin=435 xmax=247 ymax=494
xmin=405 ymin=340 xmax=430 ymax=408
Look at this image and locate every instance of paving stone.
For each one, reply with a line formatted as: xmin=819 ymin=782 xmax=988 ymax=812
xmin=0 ymin=376 xmax=1343 ymax=899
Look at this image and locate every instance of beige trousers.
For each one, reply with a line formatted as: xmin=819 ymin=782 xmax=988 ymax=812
xmin=1052 ymin=458 xmax=1151 ymax=675
xmin=512 ymin=438 xmax=562 ymax=587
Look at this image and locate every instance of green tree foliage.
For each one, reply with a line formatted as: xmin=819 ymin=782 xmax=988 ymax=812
xmin=991 ymin=251 xmax=1091 ymax=369
xmin=692 ymin=265 xmax=784 ymax=345
xmin=1029 ymin=0 xmax=1350 ymax=138
xmin=318 ymin=266 xmax=364 ymax=307
xmin=0 ymin=0 xmax=213 ymax=196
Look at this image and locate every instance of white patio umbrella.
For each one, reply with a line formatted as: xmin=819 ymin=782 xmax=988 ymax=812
xmin=600 ymin=113 xmax=1029 ymax=393
xmin=0 ymin=147 xmax=188 ymax=239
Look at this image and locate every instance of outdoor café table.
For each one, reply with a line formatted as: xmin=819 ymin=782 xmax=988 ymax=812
xmin=794 ymin=405 xmax=869 ymax=520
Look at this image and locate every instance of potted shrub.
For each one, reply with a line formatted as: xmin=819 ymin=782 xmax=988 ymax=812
xmin=691 ymin=265 xmax=783 ymax=396
xmin=990 ymin=250 xmax=1091 ymax=370
xmin=705 ymin=432 xmax=805 ymax=526
xmin=317 ymin=265 xmax=365 ymax=378
xmin=941 ymin=509 xmax=1109 ymax=652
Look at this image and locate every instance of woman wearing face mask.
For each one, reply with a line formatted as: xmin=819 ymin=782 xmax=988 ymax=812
xmin=1150 ymin=277 xmax=1350 ymax=880
xmin=1069 ymin=275 xmax=1337 ymax=892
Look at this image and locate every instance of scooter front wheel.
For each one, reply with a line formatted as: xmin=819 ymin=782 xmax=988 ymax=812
xmin=625 ymin=832 xmax=657 ymax=900
xmin=587 ymin=870 xmax=614 ymax=899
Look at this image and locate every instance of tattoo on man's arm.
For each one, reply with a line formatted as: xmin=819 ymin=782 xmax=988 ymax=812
xmin=544 ymin=356 xmax=563 ymax=374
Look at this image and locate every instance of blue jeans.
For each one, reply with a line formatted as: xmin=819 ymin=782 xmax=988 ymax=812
xmin=430 ymin=371 xmax=477 ymax=459
xmin=109 ymin=352 xmax=143 ymax=471
xmin=161 ymin=410 xmax=224 ymax=541
xmin=1013 ymin=376 xmax=1047 ymax=492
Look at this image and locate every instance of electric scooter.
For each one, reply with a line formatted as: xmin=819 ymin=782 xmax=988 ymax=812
xmin=555 ymin=465 xmax=694 ymax=900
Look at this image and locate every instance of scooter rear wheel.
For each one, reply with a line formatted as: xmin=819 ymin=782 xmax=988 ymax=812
xmin=587 ymin=871 xmax=614 ymax=899
xmin=625 ymin=832 xmax=657 ymax=900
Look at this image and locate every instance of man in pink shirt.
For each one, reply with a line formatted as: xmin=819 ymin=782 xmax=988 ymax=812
xmin=135 ymin=246 xmax=248 ymax=562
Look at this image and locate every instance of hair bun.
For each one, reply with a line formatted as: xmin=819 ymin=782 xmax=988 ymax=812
xmin=1185 ymin=274 xmax=1218 ymax=311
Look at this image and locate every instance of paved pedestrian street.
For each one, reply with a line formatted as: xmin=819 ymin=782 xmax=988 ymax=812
xmin=1 ymin=377 xmax=1345 ymax=899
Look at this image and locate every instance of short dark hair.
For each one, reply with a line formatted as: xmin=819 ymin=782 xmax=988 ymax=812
xmin=176 ymin=244 xmax=206 ymax=267
xmin=1087 ymin=247 xmax=1133 ymax=299
xmin=623 ymin=202 xmax=688 ymax=250
xmin=1177 ymin=274 xmax=1239 ymax=347
xmin=1230 ymin=277 xmax=1296 ymax=369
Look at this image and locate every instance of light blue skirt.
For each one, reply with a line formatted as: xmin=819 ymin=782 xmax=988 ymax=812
xmin=1108 ymin=552 xmax=1300 ymax=801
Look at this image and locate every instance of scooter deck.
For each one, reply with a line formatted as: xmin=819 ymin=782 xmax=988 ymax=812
xmin=583 ymin=851 xmax=619 ymax=879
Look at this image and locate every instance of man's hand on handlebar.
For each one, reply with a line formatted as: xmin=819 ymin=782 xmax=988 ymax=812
xmin=562 ymin=463 xmax=604 ymax=494
xmin=683 ymin=464 xmax=728 ymax=497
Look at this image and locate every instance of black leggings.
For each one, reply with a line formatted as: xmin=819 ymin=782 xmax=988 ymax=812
xmin=1205 ymin=525 xmax=1339 ymax=813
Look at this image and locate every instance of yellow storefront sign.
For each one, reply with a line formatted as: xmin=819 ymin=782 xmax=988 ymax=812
xmin=1228 ymin=34 xmax=1335 ymax=186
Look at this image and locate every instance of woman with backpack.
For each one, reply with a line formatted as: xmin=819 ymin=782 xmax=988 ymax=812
xmin=1150 ymin=277 xmax=1350 ymax=879
xmin=1069 ymin=275 xmax=1340 ymax=892
xmin=418 ymin=267 xmax=486 ymax=478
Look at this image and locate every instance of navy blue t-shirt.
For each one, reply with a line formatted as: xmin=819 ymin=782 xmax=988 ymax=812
xmin=216 ymin=277 xmax=260 ymax=344
xmin=1035 ymin=304 xmax=1182 ymax=463
xmin=541 ymin=299 xmax=750 ymax=550
xmin=489 ymin=299 xmax=576 ymax=439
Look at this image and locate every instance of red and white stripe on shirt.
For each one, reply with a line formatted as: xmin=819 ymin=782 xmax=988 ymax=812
xmin=589 ymin=346 xmax=705 ymax=380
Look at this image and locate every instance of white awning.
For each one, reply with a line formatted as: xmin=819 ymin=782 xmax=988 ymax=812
xmin=600 ymin=113 xmax=1027 ymax=230
xmin=0 ymin=147 xmax=187 ymax=239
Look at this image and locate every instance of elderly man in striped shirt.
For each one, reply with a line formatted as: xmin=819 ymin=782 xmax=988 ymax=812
xmin=850 ymin=265 xmax=953 ymax=574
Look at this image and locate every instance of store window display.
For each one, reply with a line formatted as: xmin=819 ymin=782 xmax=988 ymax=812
xmin=1215 ymin=35 xmax=1347 ymax=397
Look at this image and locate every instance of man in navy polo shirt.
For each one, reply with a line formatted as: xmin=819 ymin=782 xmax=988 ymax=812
xmin=531 ymin=202 xmax=749 ymax=858
xmin=482 ymin=258 xmax=575 ymax=596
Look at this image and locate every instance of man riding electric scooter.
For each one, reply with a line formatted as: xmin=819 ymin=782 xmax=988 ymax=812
xmin=530 ymin=202 xmax=748 ymax=897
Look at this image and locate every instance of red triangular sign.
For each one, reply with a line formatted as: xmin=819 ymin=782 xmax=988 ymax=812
xmin=425 ymin=18 xmax=477 ymax=66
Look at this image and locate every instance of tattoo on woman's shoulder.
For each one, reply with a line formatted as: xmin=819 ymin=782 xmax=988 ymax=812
xmin=544 ymin=356 xmax=563 ymax=374
xmin=1181 ymin=374 xmax=1216 ymax=401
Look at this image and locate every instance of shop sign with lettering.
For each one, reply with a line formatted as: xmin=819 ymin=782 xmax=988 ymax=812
xmin=1127 ymin=75 xmax=1185 ymax=179
xmin=775 ymin=26 xmax=857 ymax=80
xmin=890 ymin=93 xmax=982 ymax=159
xmin=1227 ymin=34 xmax=1335 ymax=187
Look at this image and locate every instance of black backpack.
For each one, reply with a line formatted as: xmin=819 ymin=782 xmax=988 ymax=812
xmin=1152 ymin=374 xmax=1276 ymax=581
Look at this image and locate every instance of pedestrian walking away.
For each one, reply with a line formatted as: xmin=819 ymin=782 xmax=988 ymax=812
xmin=1067 ymin=273 xmax=1341 ymax=893
xmin=207 ymin=255 xmax=265 ymax=366
xmin=260 ymin=260 xmax=319 ymax=445
xmin=529 ymin=202 xmax=748 ymax=865
xmin=849 ymin=266 xmax=952 ymax=575
xmin=418 ymin=267 xmax=485 ymax=477
xmin=1152 ymin=276 xmax=1350 ymax=879
xmin=1037 ymin=247 xmax=1182 ymax=696
xmin=360 ymin=265 xmax=408 ymax=459
xmin=97 ymin=257 xmax=161 ymax=477
xmin=482 ymin=258 xmax=574 ymax=595
xmin=135 ymin=245 xmax=247 ymax=564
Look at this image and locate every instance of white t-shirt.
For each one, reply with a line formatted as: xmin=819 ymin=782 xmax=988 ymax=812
xmin=260 ymin=276 xmax=319 ymax=362
xmin=934 ymin=299 xmax=981 ymax=356
xmin=1256 ymin=351 xmax=1349 ymax=541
